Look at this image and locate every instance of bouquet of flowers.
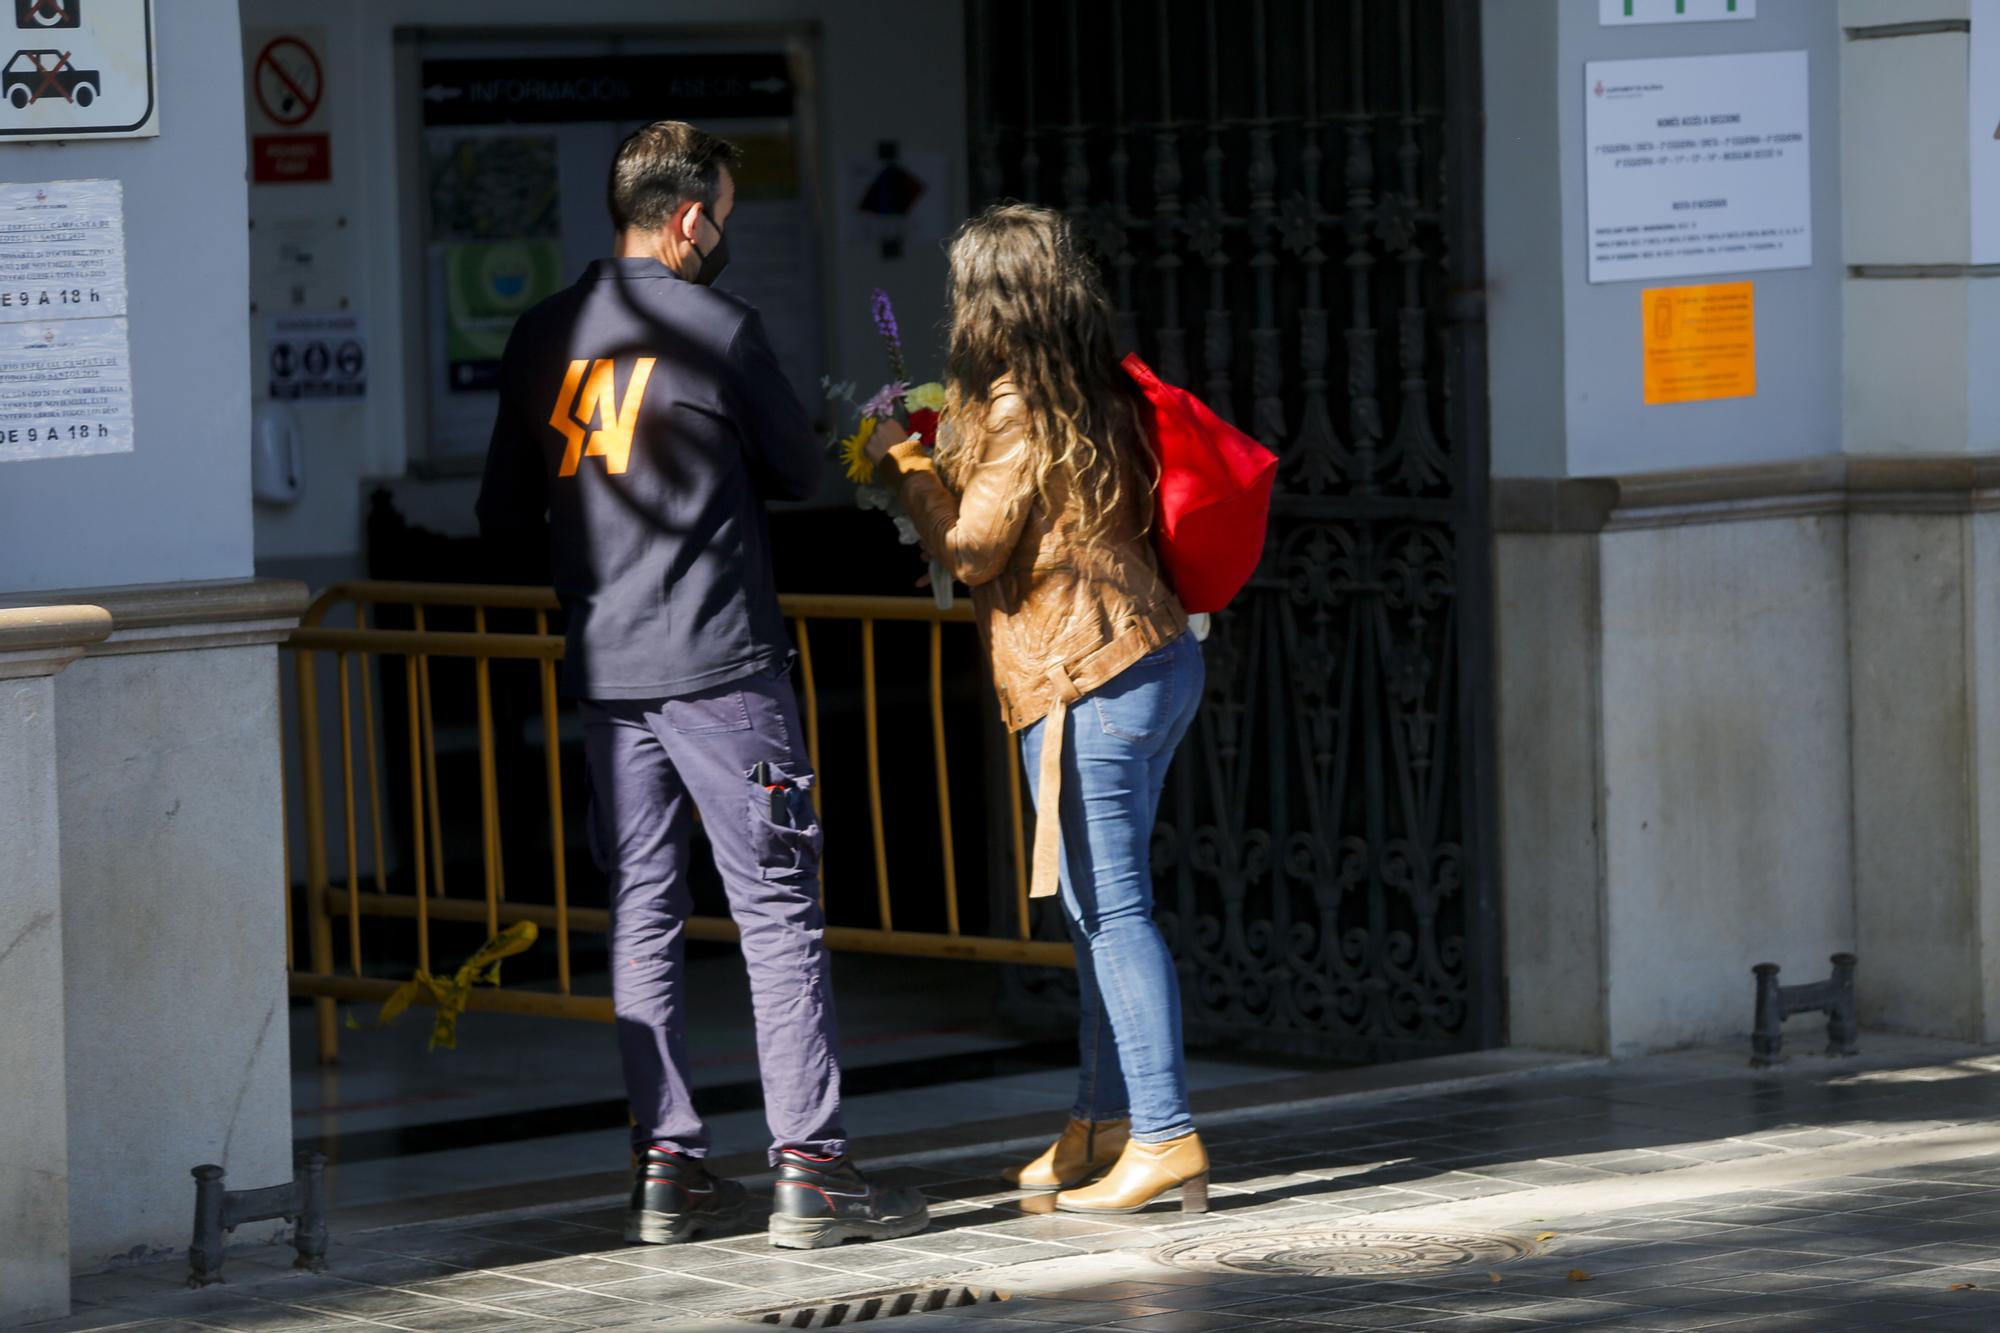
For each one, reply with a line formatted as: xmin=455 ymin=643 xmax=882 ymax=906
xmin=824 ymin=289 xmax=953 ymax=610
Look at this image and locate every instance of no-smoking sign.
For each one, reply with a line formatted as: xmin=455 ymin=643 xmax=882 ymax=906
xmin=246 ymin=28 xmax=329 ymax=183
xmin=254 ymin=36 xmax=321 ymax=128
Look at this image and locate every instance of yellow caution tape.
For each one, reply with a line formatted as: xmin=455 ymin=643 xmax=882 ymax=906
xmin=369 ymin=920 xmax=540 ymax=1051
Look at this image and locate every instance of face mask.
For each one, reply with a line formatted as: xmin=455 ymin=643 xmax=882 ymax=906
xmin=688 ymin=212 xmax=730 ymax=286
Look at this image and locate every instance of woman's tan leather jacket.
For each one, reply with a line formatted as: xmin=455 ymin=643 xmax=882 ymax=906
xmin=878 ymin=387 xmax=1187 ymax=899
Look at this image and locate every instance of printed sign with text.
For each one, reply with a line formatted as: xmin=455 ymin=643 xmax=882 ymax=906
xmin=1643 ymin=282 xmax=1757 ymax=406
xmin=1586 ymin=50 xmax=1811 ymax=284
xmin=0 ymin=178 xmax=132 ymax=462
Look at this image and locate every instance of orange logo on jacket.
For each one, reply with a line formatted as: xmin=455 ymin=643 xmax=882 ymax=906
xmin=552 ymin=358 xmax=656 ymax=476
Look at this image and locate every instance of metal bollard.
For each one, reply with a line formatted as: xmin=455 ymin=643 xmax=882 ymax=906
xmin=187 ymin=1149 xmax=329 ymax=1287
xmin=1751 ymin=953 xmax=1859 ymax=1069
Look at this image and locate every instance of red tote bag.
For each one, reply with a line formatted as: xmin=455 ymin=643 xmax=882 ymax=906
xmin=1123 ymin=353 xmax=1278 ymax=614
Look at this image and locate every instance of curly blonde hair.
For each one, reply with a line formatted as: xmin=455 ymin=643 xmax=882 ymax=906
xmin=938 ymin=203 xmax=1153 ymax=550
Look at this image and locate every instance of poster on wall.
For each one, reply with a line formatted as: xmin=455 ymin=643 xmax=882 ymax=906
xmin=0 ymin=178 xmax=133 ymax=462
xmin=1584 ymin=50 xmax=1812 ymax=284
xmin=843 ymin=148 xmax=952 ymax=257
xmin=266 ymin=310 xmax=365 ymax=401
xmin=1973 ymin=0 xmax=2000 ymax=264
xmin=442 ymin=239 xmax=563 ymax=392
xmin=0 ymin=0 xmax=157 ymax=140
xmin=422 ymin=133 xmax=562 ymax=457
xmin=415 ymin=46 xmax=825 ymax=465
xmin=714 ymin=123 xmax=823 ymax=411
xmin=1642 ymin=281 xmax=1756 ymax=405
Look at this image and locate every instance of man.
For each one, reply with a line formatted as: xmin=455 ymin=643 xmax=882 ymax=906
xmin=476 ymin=121 xmax=928 ymax=1251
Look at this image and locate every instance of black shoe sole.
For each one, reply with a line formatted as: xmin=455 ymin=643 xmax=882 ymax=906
xmin=766 ymin=1207 xmax=931 ymax=1250
xmin=625 ymin=1197 xmax=757 ymax=1245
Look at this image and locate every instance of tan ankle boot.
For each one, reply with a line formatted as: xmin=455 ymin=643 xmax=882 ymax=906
xmin=1002 ymin=1118 xmax=1130 ymax=1192
xmin=1055 ymin=1131 xmax=1208 ymax=1214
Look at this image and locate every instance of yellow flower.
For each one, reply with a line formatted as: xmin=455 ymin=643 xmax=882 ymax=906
xmin=840 ymin=416 xmax=878 ymax=484
xmin=906 ymin=381 xmax=947 ymax=413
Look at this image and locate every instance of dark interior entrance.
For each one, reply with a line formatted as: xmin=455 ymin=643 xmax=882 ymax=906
xmin=969 ymin=0 xmax=1500 ymax=1062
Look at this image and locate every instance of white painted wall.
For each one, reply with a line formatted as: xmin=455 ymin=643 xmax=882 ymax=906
xmin=1840 ymin=5 xmax=2000 ymax=455
xmin=0 ymin=3 xmax=254 ymax=595
xmin=1487 ymin=1 xmax=1857 ymax=1055
xmin=241 ymin=0 xmax=967 ymax=571
xmin=1482 ymin=0 xmax=1843 ymax=480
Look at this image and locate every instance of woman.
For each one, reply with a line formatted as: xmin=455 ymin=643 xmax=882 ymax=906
xmin=866 ymin=203 xmax=1207 ymax=1215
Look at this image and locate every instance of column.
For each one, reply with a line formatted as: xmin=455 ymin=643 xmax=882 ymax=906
xmin=0 ymin=606 xmax=110 ymax=1327
xmin=8 ymin=579 xmax=308 ymax=1271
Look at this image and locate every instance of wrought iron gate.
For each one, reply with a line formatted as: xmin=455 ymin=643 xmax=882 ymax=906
xmin=971 ymin=0 xmax=1499 ymax=1061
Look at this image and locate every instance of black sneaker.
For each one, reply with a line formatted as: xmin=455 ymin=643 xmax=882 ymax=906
xmin=625 ymin=1146 xmax=755 ymax=1245
xmin=767 ymin=1150 xmax=931 ymax=1250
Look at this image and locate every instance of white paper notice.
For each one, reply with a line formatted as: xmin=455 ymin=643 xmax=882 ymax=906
xmin=0 ymin=179 xmax=132 ymax=462
xmin=0 ymin=317 xmax=133 ymax=462
xmin=0 ymin=178 xmax=128 ymax=319
xmin=1972 ymin=0 xmax=2000 ymax=264
xmin=1585 ymin=51 xmax=1812 ymax=285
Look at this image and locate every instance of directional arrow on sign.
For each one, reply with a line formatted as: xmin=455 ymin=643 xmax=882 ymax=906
xmin=423 ymin=84 xmax=463 ymax=103
xmin=749 ymin=77 xmax=789 ymax=94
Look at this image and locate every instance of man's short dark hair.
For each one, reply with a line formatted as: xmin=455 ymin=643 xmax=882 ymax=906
xmin=607 ymin=121 xmax=742 ymax=233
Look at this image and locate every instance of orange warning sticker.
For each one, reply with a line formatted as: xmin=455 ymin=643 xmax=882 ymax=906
xmin=1642 ymin=281 xmax=1756 ymax=405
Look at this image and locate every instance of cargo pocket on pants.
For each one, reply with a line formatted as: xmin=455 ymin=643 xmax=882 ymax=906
xmin=747 ymin=766 xmax=822 ymax=885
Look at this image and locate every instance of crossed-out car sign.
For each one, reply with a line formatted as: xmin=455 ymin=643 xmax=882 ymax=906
xmin=5 ymin=0 xmax=96 ymax=111
xmin=3 ymin=48 xmax=98 ymax=108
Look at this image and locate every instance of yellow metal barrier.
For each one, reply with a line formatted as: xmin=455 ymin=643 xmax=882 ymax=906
xmin=285 ymin=581 xmax=1064 ymax=1064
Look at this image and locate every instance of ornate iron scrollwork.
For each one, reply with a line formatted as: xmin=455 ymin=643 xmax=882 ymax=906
xmin=973 ymin=0 xmax=1496 ymax=1061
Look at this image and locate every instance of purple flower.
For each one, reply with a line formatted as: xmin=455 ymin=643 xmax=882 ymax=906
xmin=860 ymin=381 xmax=908 ymax=419
xmin=871 ymin=288 xmax=901 ymax=344
xmin=871 ymin=287 xmax=909 ymax=384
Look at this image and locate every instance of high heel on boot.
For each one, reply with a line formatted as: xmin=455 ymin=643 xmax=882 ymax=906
xmin=1003 ymin=1117 xmax=1131 ymax=1192
xmin=1055 ymin=1132 xmax=1209 ymax=1214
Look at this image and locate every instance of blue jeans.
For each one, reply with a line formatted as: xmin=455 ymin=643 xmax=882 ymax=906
xmin=1020 ymin=632 xmax=1204 ymax=1143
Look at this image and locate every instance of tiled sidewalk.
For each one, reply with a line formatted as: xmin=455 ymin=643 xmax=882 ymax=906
xmin=39 ymin=1037 xmax=2000 ymax=1332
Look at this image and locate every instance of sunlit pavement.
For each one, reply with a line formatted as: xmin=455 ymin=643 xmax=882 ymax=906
xmin=42 ymin=1035 xmax=2000 ymax=1331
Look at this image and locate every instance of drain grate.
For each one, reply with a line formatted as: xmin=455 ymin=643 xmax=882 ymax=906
xmin=753 ymin=1285 xmax=1009 ymax=1327
xmin=1156 ymin=1226 xmax=1541 ymax=1278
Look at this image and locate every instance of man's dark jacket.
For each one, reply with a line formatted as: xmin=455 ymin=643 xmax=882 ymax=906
xmin=477 ymin=257 xmax=822 ymax=699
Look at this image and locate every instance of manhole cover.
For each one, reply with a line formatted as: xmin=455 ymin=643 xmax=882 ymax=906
xmin=1155 ymin=1227 xmax=1540 ymax=1278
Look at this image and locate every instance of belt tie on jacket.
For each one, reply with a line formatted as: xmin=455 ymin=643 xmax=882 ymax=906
xmin=1030 ymin=662 xmax=1086 ymax=901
